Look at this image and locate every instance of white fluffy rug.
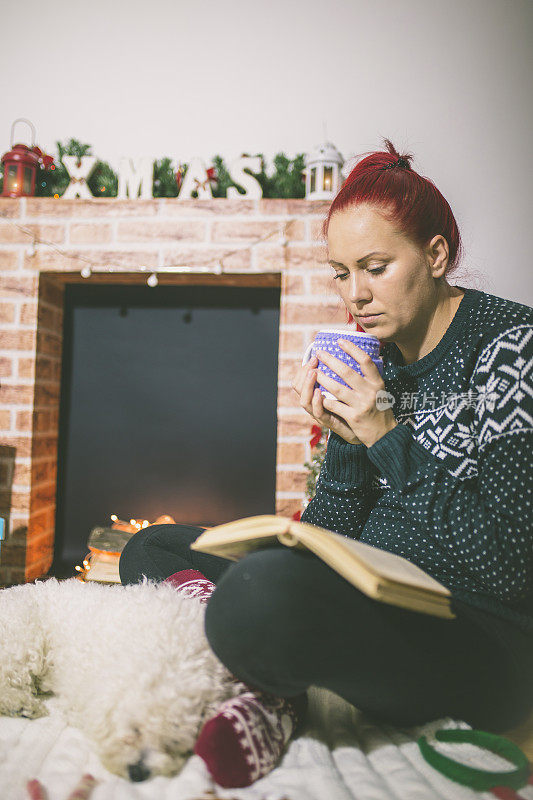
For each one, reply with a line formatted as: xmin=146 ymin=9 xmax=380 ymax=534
xmin=0 ymin=577 xmax=529 ymax=799
xmin=1 ymin=688 xmax=528 ymax=800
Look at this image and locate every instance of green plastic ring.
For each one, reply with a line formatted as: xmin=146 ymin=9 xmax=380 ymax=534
xmin=417 ymin=728 xmax=530 ymax=791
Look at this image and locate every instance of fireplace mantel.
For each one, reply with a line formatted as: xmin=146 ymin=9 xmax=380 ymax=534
xmin=0 ymin=197 xmax=345 ymax=585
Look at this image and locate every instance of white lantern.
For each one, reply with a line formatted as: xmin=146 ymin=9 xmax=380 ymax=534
xmin=304 ymin=141 xmax=344 ymax=200
xmin=341 ymin=152 xmax=358 ymax=180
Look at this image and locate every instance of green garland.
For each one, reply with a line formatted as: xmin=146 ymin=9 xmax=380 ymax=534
xmin=0 ymin=138 xmax=307 ymax=199
xmin=303 ymin=425 xmax=329 ymax=501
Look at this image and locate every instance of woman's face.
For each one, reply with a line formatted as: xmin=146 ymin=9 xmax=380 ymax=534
xmin=327 ymin=204 xmax=446 ymax=344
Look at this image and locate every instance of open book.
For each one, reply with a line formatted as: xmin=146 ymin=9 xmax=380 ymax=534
xmin=191 ymin=515 xmax=455 ymax=619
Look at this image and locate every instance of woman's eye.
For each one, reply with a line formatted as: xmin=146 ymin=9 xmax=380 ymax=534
xmin=333 ymin=266 xmax=386 ymax=280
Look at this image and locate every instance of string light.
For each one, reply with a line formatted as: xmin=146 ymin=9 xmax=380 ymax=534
xmin=74 ymin=555 xmax=91 ymax=580
xmin=0 ymin=209 xmax=324 ymax=278
xmin=107 ymin=514 xmax=151 ymax=530
xmin=75 ymin=514 xmax=152 ymax=580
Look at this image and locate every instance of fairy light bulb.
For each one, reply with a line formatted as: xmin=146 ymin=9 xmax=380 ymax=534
xmin=81 ymin=266 xmax=92 ymax=278
xmin=147 ymin=272 xmax=158 ymax=287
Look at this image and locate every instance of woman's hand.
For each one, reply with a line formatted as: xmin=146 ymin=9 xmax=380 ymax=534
xmin=292 ymin=354 xmax=365 ymax=445
xmin=292 ymin=341 xmax=398 ymax=448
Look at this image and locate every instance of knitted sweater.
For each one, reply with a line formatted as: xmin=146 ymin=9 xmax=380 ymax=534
xmin=301 ymin=287 xmax=533 ymax=654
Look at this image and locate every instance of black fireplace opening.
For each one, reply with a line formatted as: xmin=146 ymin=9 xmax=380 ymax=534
xmin=51 ymin=282 xmax=281 ymax=577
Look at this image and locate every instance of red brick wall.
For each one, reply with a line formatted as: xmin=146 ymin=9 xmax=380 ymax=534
xmin=0 ymin=197 xmax=345 ymax=585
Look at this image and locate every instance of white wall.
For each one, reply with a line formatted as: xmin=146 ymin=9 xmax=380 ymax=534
xmin=1 ymin=0 xmax=532 ymax=304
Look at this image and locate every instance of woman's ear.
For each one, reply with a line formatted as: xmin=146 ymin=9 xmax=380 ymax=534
xmin=427 ymin=234 xmax=449 ymax=279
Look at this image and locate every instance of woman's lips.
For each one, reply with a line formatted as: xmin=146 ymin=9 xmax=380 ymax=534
xmin=358 ymin=313 xmax=382 ymax=324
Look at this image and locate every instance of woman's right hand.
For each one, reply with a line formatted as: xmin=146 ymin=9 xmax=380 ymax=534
xmin=291 ymin=357 xmax=363 ymax=445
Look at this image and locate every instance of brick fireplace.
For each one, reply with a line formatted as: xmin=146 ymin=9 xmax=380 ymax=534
xmin=0 ymin=196 xmax=346 ymax=586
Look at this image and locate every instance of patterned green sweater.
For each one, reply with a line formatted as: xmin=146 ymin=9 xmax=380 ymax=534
xmin=301 ymin=287 xmax=533 ymax=644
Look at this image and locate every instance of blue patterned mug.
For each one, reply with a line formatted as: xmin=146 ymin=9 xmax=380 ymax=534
xmin=302 ymin=328 xmax=383 ymax=400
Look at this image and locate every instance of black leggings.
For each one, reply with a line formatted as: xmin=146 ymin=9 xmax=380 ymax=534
xmin=119 ymin=523 xmax=533 ymax=733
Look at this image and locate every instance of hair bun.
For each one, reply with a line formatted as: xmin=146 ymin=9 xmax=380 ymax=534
xmin=382 ymin=156 xmax=411 ymax=171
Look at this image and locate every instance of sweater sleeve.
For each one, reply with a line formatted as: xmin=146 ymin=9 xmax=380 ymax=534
xmin=366 ymin=325 xmax=533 ymax=604
xmin=300 ymin=431 xmax=383 ymax=537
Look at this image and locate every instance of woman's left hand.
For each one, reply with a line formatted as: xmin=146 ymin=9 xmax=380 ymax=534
xmin=314 ymin=339 xmax=398 ymax=448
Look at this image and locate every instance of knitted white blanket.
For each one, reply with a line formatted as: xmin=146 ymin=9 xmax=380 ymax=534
xmin=1 ymin=688 xmax=529 ymax=800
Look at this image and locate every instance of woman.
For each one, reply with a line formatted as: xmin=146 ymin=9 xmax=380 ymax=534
xmin=119 ymin=139 xmax=533 ymax=788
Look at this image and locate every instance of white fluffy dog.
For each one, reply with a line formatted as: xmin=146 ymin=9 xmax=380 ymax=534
xmin=0 ymin=576 xmax=243 ymax=781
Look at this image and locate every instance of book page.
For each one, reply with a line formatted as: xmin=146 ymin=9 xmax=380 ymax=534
xmin=299 ymin=526 xmax=449 ymax=596
xmin=85 ymin=559 xmax=120 ymax=583
xmin=191 ymin=516 xmax=288 ymax=557
xmin=192 ymin=515 xmax=450 ymax=598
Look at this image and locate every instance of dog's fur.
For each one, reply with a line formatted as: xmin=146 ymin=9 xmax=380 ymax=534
xmin=0 ymin=577 xmax=243 ymax=779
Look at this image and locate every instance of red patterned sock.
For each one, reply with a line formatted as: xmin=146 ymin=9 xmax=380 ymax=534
xmin=164 ymin=568 xmax=308 ymax=787
xmin=163 ymin=569 xmax=215 ymax=603
xmin=194 ymin=688 xmax=308 ymax=788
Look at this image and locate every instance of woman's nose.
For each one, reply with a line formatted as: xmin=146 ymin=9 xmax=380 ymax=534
xmin=348 ymin=272 xmax=372 ymax=303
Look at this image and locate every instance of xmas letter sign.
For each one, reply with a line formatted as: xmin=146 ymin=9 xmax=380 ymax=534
xmin=62 ymin=154 xmax=263 ymax=199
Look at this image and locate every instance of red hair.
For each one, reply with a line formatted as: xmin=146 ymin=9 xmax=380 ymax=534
xmin=346 ymin=311 xmax=364 ymax=331
xmin=324 ymin=138 xmax=464 ymax=303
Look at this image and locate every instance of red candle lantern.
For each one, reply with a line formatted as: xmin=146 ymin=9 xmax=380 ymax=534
xmin=1 ymin=118 xmax=54 ymax=197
